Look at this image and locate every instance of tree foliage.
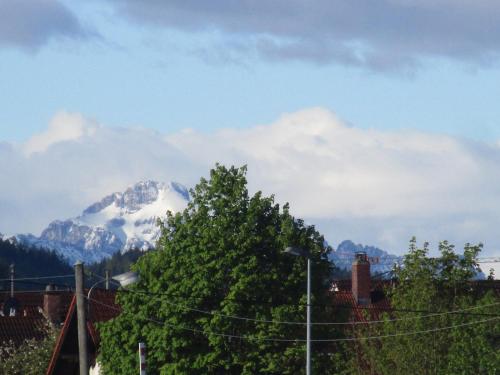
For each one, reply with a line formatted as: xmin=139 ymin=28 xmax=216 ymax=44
xmin=0 ymin=323 xmax=58 ymax=375
xmin=356 ymin=239 xmax=500 ymax=374
xmin=98 ymin=165 xmax=350 ymax=374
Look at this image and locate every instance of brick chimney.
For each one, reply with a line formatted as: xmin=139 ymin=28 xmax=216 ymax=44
xmin=352 ymin=252 xmax=371 ymax=305
xmin=43 ymin=284 xmax=63 ymax=325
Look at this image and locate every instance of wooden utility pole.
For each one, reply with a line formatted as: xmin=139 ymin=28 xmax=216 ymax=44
xmin=75 ymin=261 xmax=89 ymax=375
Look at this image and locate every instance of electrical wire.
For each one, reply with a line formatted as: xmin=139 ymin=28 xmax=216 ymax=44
xmin=85 ymin=296 xmax=500 ymax=343
xmin=107 ymin=277 xmax=500 ymax=318
xmin=109 ymin=283 xmax=500 ymax=326
xmin=0 ymin=274 xmax=74 ymax=282
xmin=104 ymin=276 xmax=499 ymax=315
xmin=0 ymin=289 xmax=67 ymax=294
xmin=3 ymin=271 xmax=495 ymax=320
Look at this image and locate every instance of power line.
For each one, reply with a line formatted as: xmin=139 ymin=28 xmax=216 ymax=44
xmin=0 ymin=289 xmax=65 ymax=294
xmin=7 ymin=271 xmax=491 ymax=318
xmin=109 ymin=280 xmax=499 ymax=316
xmin=86 ymin=296 xmax=500 ymax=343
xmin=0 ymin=274 xmax=74 ymax=282
xmin=109 ymin=284 xmax=500 ymax=325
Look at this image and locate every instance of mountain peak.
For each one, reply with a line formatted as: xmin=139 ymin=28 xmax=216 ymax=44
xmin=82 ymin=180 xmax=189 ymax=216
xmin=330 ymin=240 xmax=402 ymax=275
xmin=17 ymin=180 xmax=190 ymax=264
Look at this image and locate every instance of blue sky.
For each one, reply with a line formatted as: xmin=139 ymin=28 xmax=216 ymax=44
xmin=1 ymin=0 xmax=500 ymax=142
xmin=1 ymin=1 xmax=500 ymax=258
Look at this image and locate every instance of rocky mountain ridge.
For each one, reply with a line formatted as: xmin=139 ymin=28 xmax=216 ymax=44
xmin=16 ymin=181 xmax=189 ymax=264
xmin=329 ymin=240 xmax=403 ymax=275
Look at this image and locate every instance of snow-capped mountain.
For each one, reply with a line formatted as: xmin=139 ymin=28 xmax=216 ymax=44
xmin=329 ymin=240 xmax=403 ymax=276
xmin=16 ymin=181 xmax=189 ymax=264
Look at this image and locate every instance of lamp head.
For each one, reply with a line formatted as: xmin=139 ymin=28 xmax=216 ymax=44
xmin=284 ymin=246 xmax=310 ymax=258
xmin=112 ymin=271 xmax=139 ymax=287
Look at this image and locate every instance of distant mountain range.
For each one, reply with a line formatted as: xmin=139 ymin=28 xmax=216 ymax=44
xmin=15 ymin=181 xmax=189 ymax=264
xmin=328 ymin=240 xmax=403 ymax=275
xmin=7 ymin=180 xmax=422 ymax=277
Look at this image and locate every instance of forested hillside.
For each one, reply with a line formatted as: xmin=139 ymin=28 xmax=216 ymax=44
xmin=87 ymin=248 xmax=147 ymax=277
xmin=0 ymin=238 xmax=72 ymax=290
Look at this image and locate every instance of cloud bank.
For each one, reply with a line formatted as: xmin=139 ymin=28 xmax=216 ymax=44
xmin=2 ymin=108 xmax=500 ymax=256
xmin=110 ymin=0 xmax=500 ymax=70
xmin=0 ymin=0 xmax=91 ymax=51
xmin=23 ymin=112 xmax=99 ymax=156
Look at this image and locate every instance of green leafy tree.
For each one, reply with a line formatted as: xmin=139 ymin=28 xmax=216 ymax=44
xmin=0 ymin=323 xmax=58 ymax=375
xmin=356 ymin=239 xmax=500 ymax=374
xmin=98 ymin=165 xmax=351 ymax=374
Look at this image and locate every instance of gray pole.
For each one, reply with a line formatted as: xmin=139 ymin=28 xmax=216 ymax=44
xmin=75 ymin=261 xmax=89 ymax=375
xmin=9 ymin=264 xmax=14 ymax=298
xmin=105 ymin=269 xmax=110 ymax=291
xmin=306 ymin=257 xmax=311 ymax=375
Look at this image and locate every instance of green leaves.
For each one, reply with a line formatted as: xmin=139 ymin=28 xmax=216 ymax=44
xmin=97 ymin=165 xmax=343 ymax=374
xmin=357 ymin=239 xmax=500 ymax=375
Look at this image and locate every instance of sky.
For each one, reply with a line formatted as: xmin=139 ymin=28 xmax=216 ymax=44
xmin=1 ymin=1 xmax=500 ymax=257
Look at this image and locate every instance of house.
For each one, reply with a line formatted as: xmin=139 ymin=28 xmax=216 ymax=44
xmin=45 ymin=289 xmax=120 ymax=375
xmin=0 ymin=285 xmax=120 ymax=375
xmin=330 ymin=251 xmax=393 ymax=322
xmin=2 ymin=253 xmax=497 ymax=374
xmin=330 ymin=251 xmax=500 ymax=322
xmin=0 ymin=287 xmax=73 ymax=347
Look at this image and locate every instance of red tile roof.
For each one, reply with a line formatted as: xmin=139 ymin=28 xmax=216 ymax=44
xmin=88 ymin=289 xmax=120 ymax=324
xmin=0 ymin=316 xmax=48 ymax=346
xmin=46 ymin=289 xmax=121 ymax=375
xmin=0 ymin=291 xmax=73 ymax=346
xmin=45 ymin=297 xmax=76 ymax=375
xmin=329 ymin=279 xmax=393 ymax=323
xmin=87 ymin=289 xmax=120 ymax=347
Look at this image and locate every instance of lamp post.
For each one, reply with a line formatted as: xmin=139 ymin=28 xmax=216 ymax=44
xmin=75 ymin=265 xmax=139 ymax=375
xmin=284 ymin=246 xmax=311 ymax=375
xmin=87 ymin=270 xmax=139 ymax=302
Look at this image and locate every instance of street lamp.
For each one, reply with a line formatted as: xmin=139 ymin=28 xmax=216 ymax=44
xmin=75 ymin=263 xmax=139 ymax=375
xmin=284 ymin=246 xmax=311 ymax=375
xmin=112 ymin=271 xmax=139 ymax=287
xmin=87 ymin=270 xmax=140 ymax=301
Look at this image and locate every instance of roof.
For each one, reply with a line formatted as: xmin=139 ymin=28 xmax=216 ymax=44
xmin=46 ymin=289 xmax=120 ymax=375
xmin=331 ymin=278 xmax=393 ymax=293
xmin=330 ymin=291 xmax=391 ymax=322
xmin=0 ymin=291 xmax=73 ymax=346
xmin=87 ymin=289 xmax=121 ymax=347
xmin=329 ymin=278 xmax=393 ymax=323
xmin=45 ymin=297 xmax=77 ymax=375
xmin=329 ymin=278 xmax=500 ymax=324
xmin=0 ymin=316 xmax=48 ymax=346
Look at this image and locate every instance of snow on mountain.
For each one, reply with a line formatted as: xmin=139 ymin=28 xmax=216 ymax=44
xmin=16 ymin=181 xmax=189 ymax=264
xmin=329 ymin=240 xmax=403 ymax=276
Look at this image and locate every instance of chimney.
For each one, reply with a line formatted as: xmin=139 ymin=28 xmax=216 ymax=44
xmin=44 ymin=284 xmax=63 ymax=324
xmin=352 ymin=252 xmax=371 ymax=305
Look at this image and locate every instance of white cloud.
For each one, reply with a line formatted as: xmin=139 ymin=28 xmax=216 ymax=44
xmin=165 ymin=108 xmax=500 ymax=254
xmin=166 ymin=108 xmax=499 ymax=218
xmin=23 ymin=111 xmax=98 ymax=156
xmin=2 ymin=108 xmax=500 ymax=256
